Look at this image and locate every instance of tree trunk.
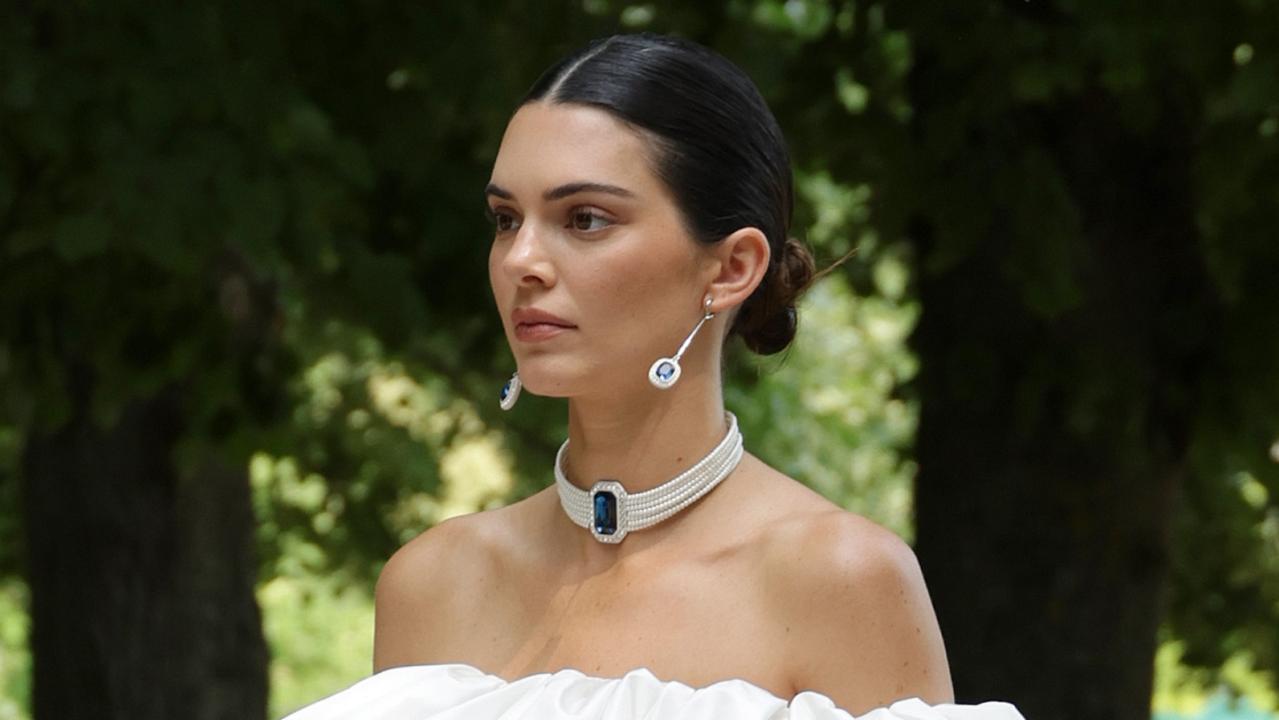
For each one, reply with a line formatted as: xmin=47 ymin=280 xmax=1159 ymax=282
xmin=908 ymin=45 xmax=1212 ymax=720
xmin=21 ymin=381 xmax=267 ymax=720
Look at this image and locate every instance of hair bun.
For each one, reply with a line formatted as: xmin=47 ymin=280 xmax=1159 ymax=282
xmin=735 ymin=237 xmax=816 ymax=355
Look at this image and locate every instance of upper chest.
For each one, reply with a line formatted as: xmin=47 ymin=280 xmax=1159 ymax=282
xmin=453 ymin=533 xmax=798 ymax=697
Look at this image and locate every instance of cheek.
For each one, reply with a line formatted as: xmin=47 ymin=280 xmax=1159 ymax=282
xmin=488 ymin=245 xmax=510 ymax=316
xmin=588 ymin=247 xmax=658 ymax=300
xmin=487 ymin=243 xmax=504 ymax=293
xmin=576 ymin=241 xmax=695 ymax=338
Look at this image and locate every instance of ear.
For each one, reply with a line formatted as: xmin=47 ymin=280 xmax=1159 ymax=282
xmin=700 ymin=226 xmax=770 ymax=314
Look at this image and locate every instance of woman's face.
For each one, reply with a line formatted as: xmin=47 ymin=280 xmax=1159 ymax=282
xmin=487 ymin=102 xmax=714 ymax=399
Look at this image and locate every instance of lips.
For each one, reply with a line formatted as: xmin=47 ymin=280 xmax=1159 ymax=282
xmin=512 ymin=307 xmax=576 ymax=341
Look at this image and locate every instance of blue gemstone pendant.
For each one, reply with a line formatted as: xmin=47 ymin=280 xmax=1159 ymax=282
xmin=647 ymin=357 xmax=682 ymax=389
xmin=593 ymin=492 xmax=617 ymax=535
xmin=499 ymin=372 xmax=521 ymax=411
xmin=588 ymin=480 xmax=628 ymax=543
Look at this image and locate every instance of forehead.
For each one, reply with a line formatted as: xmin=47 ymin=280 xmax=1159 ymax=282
xmin=489 ymin=102 xmax=663 ymax=199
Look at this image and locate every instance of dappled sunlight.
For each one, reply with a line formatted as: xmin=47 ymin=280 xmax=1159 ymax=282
xmin=731 ymin=250 xmax=919 ymax=539
xmin=436 ymin=435 xmax=514 ymax=522
xmin=0 ymin=580 xmax=29 ymax=720
xmin=260 ymin=575 xmax=374 ymax=720
xmin=1155 ymin=640 xmax=1278 ymax=719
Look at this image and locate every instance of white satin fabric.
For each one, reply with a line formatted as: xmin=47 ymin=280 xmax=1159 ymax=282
xmin=282 ymin=663 xmax=1025 ymax=720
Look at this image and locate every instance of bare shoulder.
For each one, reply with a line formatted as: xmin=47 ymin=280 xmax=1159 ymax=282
xmin=372 ymin=510 xmax=508 ymax=672
xmin=763 ymin=507 xmax=953 ymax=714
xmin=763 ymin=508 xmax=919 ymax=594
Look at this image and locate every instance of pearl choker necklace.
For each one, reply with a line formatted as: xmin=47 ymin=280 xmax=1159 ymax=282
xmin=554 ymin=412 xmax=744 ymax=544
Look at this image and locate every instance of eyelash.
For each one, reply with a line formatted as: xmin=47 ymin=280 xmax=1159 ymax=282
xmin=485 ymin=206 xmax=615 ymax=234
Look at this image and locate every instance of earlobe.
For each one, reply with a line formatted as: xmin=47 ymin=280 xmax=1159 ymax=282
xmin=707 ymin=227 xmax=771 ymax=313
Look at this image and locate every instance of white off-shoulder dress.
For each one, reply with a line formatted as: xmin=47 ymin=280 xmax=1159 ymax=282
xmin=282 ymin=663 xmax=1026 ymax=720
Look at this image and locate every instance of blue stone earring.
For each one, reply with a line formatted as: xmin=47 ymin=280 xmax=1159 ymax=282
xmin=499 ymin=372 xmax=521 ymax=411
xmin=648 ymin=295 xmax=715 ymax=390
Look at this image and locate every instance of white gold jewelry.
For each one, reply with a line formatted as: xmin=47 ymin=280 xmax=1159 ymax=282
xmin=554 ymin=411 xmax=743 ymax=543
xmin=649 ymin=295 xmax=715 ymax=390
xmin=499 ymin=372 xmax=521 ymax=411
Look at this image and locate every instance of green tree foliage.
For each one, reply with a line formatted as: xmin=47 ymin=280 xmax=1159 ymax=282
xmin=884 ymin=0 xmax=1279 ymax=686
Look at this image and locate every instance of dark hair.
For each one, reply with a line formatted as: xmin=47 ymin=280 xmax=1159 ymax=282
xmin=522 ymin=33 xmax=816 ymax=355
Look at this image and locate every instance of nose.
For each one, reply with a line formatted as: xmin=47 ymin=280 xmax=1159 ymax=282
xmin=500 ymin=220 xmax=556 ymax=289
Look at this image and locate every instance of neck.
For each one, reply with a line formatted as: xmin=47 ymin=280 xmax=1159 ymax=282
xmin=555 ymin=375 xmax=736 ymax=565
xmin=562 ymin=374 xmax=727 ymax=494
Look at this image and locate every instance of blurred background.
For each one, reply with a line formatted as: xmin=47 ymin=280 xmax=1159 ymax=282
xmin=1 ymin=1 xmax=1277 ymax=719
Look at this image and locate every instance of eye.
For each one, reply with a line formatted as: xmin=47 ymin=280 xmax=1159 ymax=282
xmin=486 ymin=206 xmax=521 ymax=233
xmin=568 ymin=208 xmax=614 ymax=232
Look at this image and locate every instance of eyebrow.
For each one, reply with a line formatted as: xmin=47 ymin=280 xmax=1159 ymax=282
xmin=484 ymin=181 xmax=637 ymax=202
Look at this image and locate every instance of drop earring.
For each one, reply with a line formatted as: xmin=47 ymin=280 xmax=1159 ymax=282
xmin=648 ymin=295 xmax=715 ymax=390
xmin=499 ymin=372 xmax=521 ymax=410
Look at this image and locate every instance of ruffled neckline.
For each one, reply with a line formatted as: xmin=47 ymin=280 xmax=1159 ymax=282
xmin=282 ymin=662 xmax=1026 ymax=720
xmin=422 ymin=661 xmax=795 ymax=701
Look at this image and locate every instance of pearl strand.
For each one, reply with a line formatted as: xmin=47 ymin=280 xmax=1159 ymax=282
xmin=555 ymin=412 xmax=743 ymax=542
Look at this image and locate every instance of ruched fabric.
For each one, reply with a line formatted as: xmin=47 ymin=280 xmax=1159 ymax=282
xmin=282 ymin=663 xmax=1026 ymax=720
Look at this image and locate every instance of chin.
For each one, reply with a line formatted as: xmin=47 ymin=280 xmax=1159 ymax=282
xmin=512 ymin=366 xmax=576 ymax=398
xmin=519 ymin=381 xmax=570 ymax=399
xmin=516 ymin=356 xmax=626 ymax=399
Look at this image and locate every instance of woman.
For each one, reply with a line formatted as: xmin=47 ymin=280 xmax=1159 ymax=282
xmin=287 ymin=33 xmax=1023 ymax=719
